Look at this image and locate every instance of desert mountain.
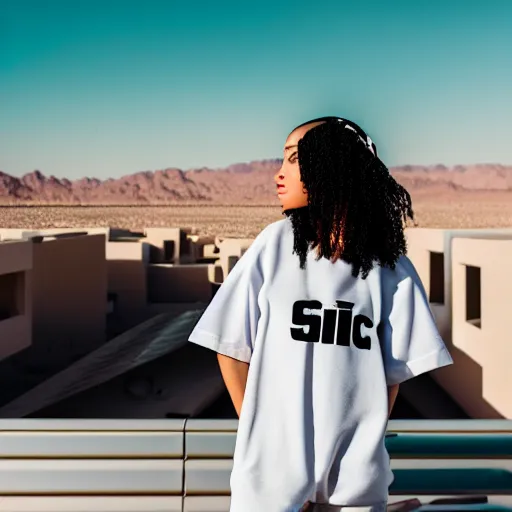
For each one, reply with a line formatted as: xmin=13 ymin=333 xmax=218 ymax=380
xmin=1 ymin=161 xmax=511 ymax=204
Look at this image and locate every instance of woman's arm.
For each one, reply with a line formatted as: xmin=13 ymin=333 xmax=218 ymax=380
xmin=387 ymin=384 xmax=399 ymax=417
xmin=217 ymin=353 xmax=250 ymax=417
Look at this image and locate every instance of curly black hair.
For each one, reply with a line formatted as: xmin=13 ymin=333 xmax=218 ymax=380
xmin=283 ymin=117 xmax=415 ymax=279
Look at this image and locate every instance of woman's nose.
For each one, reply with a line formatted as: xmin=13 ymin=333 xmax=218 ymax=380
xmin=274 ymin=168 xmax=284 ymax=182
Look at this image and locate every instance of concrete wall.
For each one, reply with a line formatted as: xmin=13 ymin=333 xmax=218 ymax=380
xmin=188 ymin=235 xmax=217 ymax=263
xmin=144 ymin=228 xmax=198 ymax=264
xmin=0 ymin=228 xmax=151 ymax=338
xmin=216 ymin=237 xmax=254 ymax=280
xmin=0 ymin=228 xmax=110 ymax=241
xmin=433 ymin=238 xmax=512 ymax=419
xmin=0 ymin=241 xmax=33 ymax=360
xmin=105 ymin=232 xmax=223 ymax=332
xmin=1 ymin=229 xmax=224 ymax=330
xmin=3 ymin=225 xmax=512 ymax=422
xmin=203 ymin=243 xmax=218 ymax=259
xmin=144 ymin=228 xmax=216 ymax=265
xmin=147 ymin=264 xmax=215 ymax=303
xmin=405 ymin=227 xmax=512 ymax=344
xmin=405 ymin=228 xmax=512 ymax=419
xmin=28 ymin=234 xmax=107 ymax=369
xmin=0 ymin=229 xmax=29 ymax=241
xmin=106 ymin=240 xmax=149 ymax=330
xmin=404 ymin=229 xmax=448 ymax=340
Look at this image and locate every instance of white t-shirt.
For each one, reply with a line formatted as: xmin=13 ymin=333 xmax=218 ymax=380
xmin=188 ymin=219 xmax=453 ymax=512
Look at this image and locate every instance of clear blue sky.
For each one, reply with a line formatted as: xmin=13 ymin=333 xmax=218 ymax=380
xmin=1 ymin=0 xmax=511 ymax=179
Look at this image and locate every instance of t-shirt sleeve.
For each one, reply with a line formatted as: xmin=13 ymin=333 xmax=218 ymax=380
xmin=379 ymin=258 xmax=454 ymax=386
xmin=187 ymin=231 xmax=266 ymax=363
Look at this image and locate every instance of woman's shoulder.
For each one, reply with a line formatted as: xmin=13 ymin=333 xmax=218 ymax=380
xmin=254 ymin=218 xmax=289 ymax=242
xmin=376 ymin=254 xmax=417 ymax=278
xmin=391 ymin=255 xmax=423 ymax=283
xmin=239 ymin=219 xmax=288 ymax=262
xmin=375 ymin=254 xmax=427 ymax=299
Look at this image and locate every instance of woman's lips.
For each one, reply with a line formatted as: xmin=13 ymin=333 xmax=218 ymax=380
xmin=277 ymin=184 xmax=286 ymax=195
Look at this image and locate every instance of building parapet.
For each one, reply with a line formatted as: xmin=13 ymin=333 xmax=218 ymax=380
xmin=0 ymin=241 xmax=33 ymax=360
xmin=0 ymin=419 xmax=510 ymax=511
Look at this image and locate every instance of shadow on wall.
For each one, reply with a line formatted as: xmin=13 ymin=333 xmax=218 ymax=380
xmin=434 ymin=343 xmax=504 ymax=419
xmin=107 ymin=260 xmax=148 ymax=338
xmin=146 ymin=264 xmax=218 ymax=304
xmin=106 ymin=259 xmax=219 ymax=338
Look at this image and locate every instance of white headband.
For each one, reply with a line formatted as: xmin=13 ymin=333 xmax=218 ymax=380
xmin=335 ymin=119 xmax=377 ymax=157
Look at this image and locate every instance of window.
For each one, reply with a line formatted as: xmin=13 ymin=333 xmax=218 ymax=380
xmin=429 ymin=251 xmax=445 ymax=304
xmin=227 ymin=255 xmax=239 ymax=274
xmin=465 ymin=265 xmax=481 ymax=328
xmin=163 ymin=240 xmax=175 ymax=263
xmin=149 ymin=240 xmax=175 ymax=264
xmin=0 ymin=272 xmax=24 ymax=320
xmin=179 ymin=231 xmax=191 ymax=259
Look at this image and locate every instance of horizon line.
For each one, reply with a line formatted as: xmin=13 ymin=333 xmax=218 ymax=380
xmin=2 ymin=161 xmax=512 ymax=182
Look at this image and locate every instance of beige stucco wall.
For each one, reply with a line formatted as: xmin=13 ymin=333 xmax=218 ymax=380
xmin=405 ymin=228 xmax=512 ymax=344
xmin=2 ymin=224 xmax=512 ymax=421
xmin=435 ymin=238 xmax=512 ymax=418
xmin=0 ymin=241 xmax=33 ymax=360
xmin=147 ymin=264 xmax=215 ymax=303
xmin=144 ymin=228 xmax=182 ymax=264
xmin=405 ymin=228 xmax=512 ymax=418
xmin=29 ymin=234 xmax=107 ymax=368
xmin=0 ymin=228 xmax=109 ymax=241
xmin=216 ymin=238 xmax=254 ymax=279
xmin=106 ymin=241 xmax=149 ymax=329
xmin=0 ymin=229 xmax=29 ymax=241
xmin=144 ymin=228 xmax=200 ymax=264
xmin=188 ymin=235 xmax=217 ymax=262
xmin=404 ymin=229 xmax=448 ymax=338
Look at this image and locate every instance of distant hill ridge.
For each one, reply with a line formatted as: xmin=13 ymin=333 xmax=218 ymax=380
xmin=1 ymin=161 xmax=512 ymax=204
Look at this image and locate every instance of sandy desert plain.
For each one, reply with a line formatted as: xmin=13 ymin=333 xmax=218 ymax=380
xmin=1 ymin=191 xmax=512 ymax=238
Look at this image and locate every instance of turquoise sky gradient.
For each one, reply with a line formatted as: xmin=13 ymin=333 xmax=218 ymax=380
xmin=1 ymin=0 xmax=511 ymax=179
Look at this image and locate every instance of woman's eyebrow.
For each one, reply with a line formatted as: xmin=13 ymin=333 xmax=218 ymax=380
xmin=284 ymin=144 xmax=298 ymax=151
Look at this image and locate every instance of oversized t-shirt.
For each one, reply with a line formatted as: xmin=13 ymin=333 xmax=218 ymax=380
xmin=188 ymin=219 xmax=453 ymax=512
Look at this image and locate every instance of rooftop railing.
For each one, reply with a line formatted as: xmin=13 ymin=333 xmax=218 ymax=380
xmin=0 ymin=419 xmax=510 ymax=511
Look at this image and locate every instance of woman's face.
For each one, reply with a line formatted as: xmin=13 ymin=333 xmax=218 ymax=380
xmin=274 ymin=121 xmax=324 ymax=210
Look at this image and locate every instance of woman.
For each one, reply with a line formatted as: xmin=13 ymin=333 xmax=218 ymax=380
xmin=188 ymin=116 xmax=453 ymax=512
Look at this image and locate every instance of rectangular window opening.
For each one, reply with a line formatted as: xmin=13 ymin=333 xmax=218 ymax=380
xmin=163 ymin=240 xmax=175 ymax=263
xmin=227 ymin=255 xmax=239 ymax=275
xmin=429 ymin=251 xmax=445 ymax=304
xmin=0 ymin=272 xmax=25 ymax=321
xmin=466 ymin=265 xmax=481 ymax=328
